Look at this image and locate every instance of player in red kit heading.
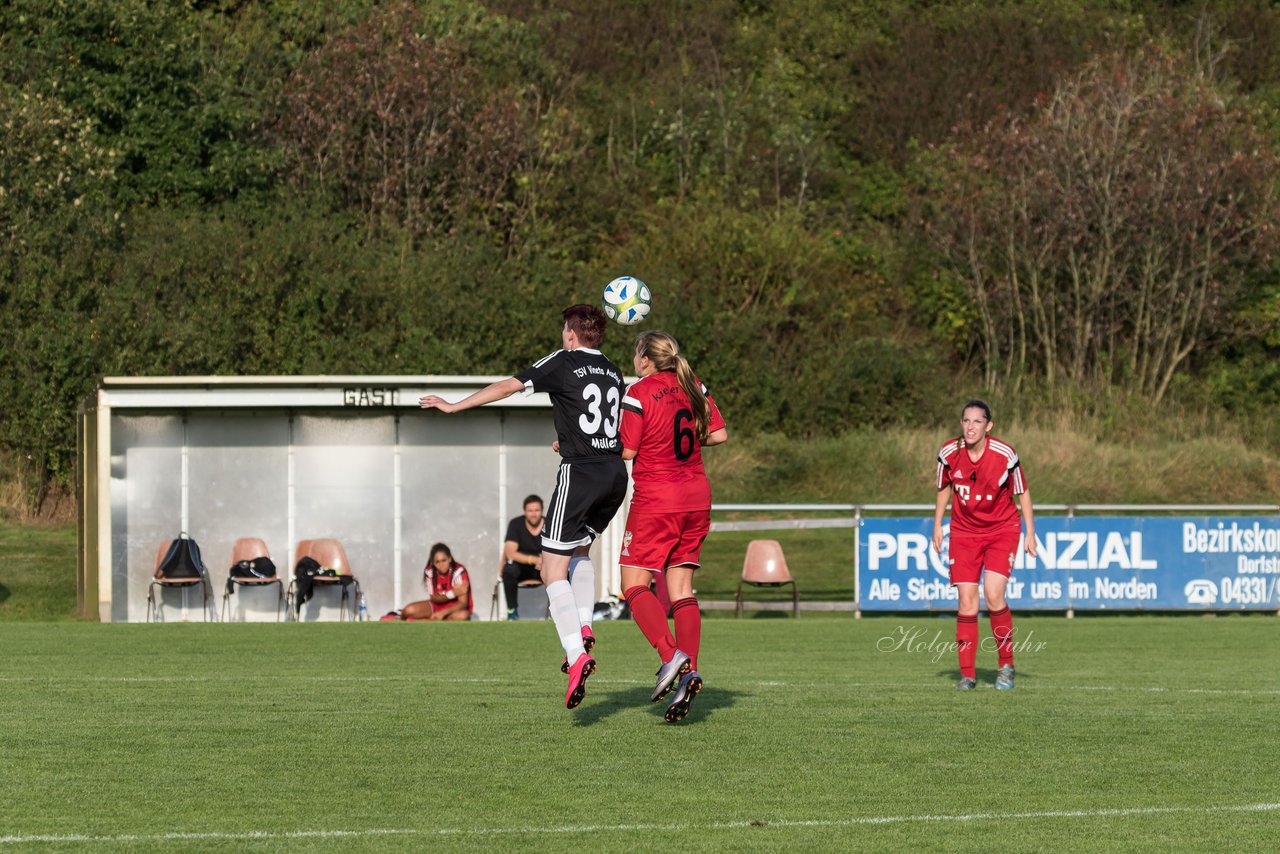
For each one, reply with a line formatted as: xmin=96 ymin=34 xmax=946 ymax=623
xmin=932 ymin=400 xmax=1036 ymax=691
xmin=617 ymin=331 xmax=727 ymax=722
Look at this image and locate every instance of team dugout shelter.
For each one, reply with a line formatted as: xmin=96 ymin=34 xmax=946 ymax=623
xmin=77 ymin=376 xmax=629 ymax=622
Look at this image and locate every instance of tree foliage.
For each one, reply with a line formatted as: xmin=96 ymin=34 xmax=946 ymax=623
xmin=0 ymin=83 xmax=121 ymax=510
xmin=4 ymin=1 xmax=1280 ymax=512
xmin=917 ymin=44 xmax=1280 ymax=400
xmin=0 ymin=0 xmax=275 ymax=204
xmin=273 ymin=1 xmax=545 ymax=241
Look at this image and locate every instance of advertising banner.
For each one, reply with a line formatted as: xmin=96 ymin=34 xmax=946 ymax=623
xmin=857 ymin=516 xmax=1280 ymax=611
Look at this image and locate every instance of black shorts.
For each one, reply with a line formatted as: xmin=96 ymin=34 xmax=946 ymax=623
xmin=542 ymin=456 xmax=628 ymax=555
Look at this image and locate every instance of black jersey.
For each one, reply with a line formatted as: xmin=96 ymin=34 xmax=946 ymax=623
xmin=517 ymin=348 xmax=624 ymax=460
xmin=503 ymin=515 xmax=542 ymax=569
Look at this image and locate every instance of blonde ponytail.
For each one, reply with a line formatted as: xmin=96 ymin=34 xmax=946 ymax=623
xmin=634 ymin=331 xmax=711 ymax=443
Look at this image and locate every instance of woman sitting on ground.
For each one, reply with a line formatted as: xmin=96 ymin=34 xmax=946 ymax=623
xmin=383 ymin=543 xmax=473 ymax=621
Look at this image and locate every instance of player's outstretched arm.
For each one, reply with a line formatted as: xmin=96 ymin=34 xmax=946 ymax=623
xmin=704 ymin=427 xmax=729 ymax=447
xmin=420 ymin=377 xmax=523 ymax=414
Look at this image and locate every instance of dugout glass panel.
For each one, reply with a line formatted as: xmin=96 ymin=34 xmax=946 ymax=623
xmin=187 ymin=414 xmax=290 ymax=622
xmin=399 ymin=412 xmax=507 ymax=617
xmin=292 ymin=414 xmax=396 ymax=620
xmin=110 ymin=415 xmax=186 ymax=622
xmin=499 ymin=411 xmax=563 ymax=519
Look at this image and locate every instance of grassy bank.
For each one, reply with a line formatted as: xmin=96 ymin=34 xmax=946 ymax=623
xmin=706 ymin=422 xmax=1280 ymax=504
xmin=0 ymin=521 xmax=78 ymax=621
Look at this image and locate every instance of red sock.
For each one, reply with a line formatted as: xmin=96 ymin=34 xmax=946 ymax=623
xmin=670 ymin=597 xmax=701 ymax=670
xmin=989 ymin=606 xmax=1014 ymax=667
xmin=956 ymin=613 xmax=979 ymax=678
xmin=623 ymin=585 xmax=676 ymax=661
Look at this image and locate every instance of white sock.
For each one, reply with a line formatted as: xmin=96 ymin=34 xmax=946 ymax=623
xmin=569 ymin=556 xmax=596 ymax=626
xmin=546 ymin=580 xmax=586 ymax=659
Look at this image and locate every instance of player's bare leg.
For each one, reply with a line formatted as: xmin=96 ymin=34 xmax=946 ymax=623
xmin=400 ymin=601 xmax=434 ymax=620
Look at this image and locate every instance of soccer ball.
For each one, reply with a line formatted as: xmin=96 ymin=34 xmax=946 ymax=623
xmin=601 ymin=276 xmax=651 ymax=326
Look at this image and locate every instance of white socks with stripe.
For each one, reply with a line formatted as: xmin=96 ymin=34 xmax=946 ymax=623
xmin=569 ymin=555 xmax=596 ymax=627
xmin=546 ymin=579 xmax=586 ymax=660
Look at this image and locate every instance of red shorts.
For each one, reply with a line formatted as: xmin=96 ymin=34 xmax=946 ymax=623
xmin=948 ymin=529 xmax=1021 ymax=585
xmin=618 ymin=509 xmax=711 ymax=572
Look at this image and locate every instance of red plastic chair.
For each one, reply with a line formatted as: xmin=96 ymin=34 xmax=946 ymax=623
xmin=221 ymin=537 xmax=283 ymax=622
xmin=288 ymin=538 xmax=362 ymax=621
xmin=147 ymin=537 xmax=213 ymax=622
xmin=736 ymin=539 xmax=799 ymax=618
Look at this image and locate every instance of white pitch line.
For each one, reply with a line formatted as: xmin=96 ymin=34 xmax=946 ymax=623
xmin=3 ymin=802 xmax=1278 ymax=845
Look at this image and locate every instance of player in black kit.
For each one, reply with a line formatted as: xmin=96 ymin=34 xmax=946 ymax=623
xmin=419 ymin=305 xmax=627 ymax=710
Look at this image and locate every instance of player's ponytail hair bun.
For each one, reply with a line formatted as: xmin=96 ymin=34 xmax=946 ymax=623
xmin=635 ymin=331 xmax=711 ymax=443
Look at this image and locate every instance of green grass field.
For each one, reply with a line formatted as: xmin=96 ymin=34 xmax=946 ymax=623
xmin=0 ymin=522 xmax=78 ymax=621
xmin=2 ymin=616 xmax=1277 ymax=851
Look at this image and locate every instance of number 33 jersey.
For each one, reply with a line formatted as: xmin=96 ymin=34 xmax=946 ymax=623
xmin=517 ymin=348 xmax=625 ymax=460
xmin=621 ymin=372 xmax=726 ymax=512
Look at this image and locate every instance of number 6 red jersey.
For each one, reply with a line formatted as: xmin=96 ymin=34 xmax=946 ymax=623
xmin=620 ymin=373 xmax=726 ymax=513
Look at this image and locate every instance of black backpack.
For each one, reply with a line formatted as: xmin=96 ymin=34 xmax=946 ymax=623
xmin=156 ymin=533 xmax=209 ymax=580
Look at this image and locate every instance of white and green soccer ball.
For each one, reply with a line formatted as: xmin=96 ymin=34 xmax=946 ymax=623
xmin=601 ymin=275 xmax=652 ymax=326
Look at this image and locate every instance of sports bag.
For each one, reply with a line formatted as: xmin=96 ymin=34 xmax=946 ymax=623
xmin=226 ymin=555 xmax=278 ymax=595
xmin=292 ymin=555 xmax=348 ymax=614
xmin=230 ymin=556 xmax=277 ymax=580
xmin=155 ymin=533 xmax=209 ymax=581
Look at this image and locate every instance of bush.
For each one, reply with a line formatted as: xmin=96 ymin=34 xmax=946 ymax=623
xmin=599 ymin=200 xmax=942 ymax=435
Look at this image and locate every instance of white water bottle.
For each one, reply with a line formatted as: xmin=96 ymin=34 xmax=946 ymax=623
xmin=356 ymin=593 xmax=369 ymax=621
